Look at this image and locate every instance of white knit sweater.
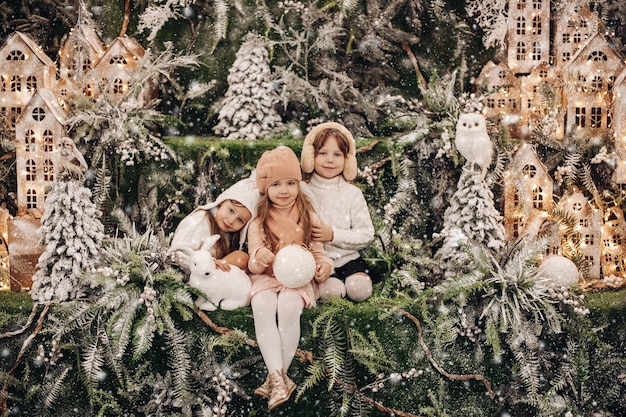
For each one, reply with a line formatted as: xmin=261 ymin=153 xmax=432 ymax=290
xmin=301 ymin=173 xmax=375 ymax=268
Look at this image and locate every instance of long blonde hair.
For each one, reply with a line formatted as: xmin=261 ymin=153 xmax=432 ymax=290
xmin=256 ymin=186 xmax=315 ymax=251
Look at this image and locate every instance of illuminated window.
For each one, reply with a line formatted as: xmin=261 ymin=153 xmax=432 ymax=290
xmin=517 ymin=0 xmax=526 ymax=10
xmin=532 ymin=187 xmax=544 ymax=209
xmin=585 ymin=234 xmax=595 ymax=245
xmin=498 ymin=98 xmax=505 ymax=108
xmin=613 ymin=234 xmax=622 ymax=245
xmin=532 ymin=16 xmax=541 ymax=34
xmin=25 ymin=130 xmax=35 ymax=152
xmin=509 ymin=98 xmax=517 ymax=109
xmin=26 ymin=75 xmax=37 ymax=92
xmin=0 ymin=75 xmax=4 ymax=92
xmin=7 ymin=50 xmax=25 ymax=60
xmin=10 ymin=75 xmax=21 ymax=92
xmin=32 ymin=107 xmax=45 ymax=121
xmin=539 ymin=69 xmax=548 ymax=78
xmin=532 ymin=42 xmax=542 ymax=60
xmin=562 ymin=52 xmax=571 ymax=62
xmin=498 ymin=70 xmax=506 ymax=79
xmin=44 ymin=131 xmax=53 ymax=152
xmin=43 ymin=159 xmax=54 ymax=181
xmin=591 ymin=76 xmax=603 ymax=91
xmin=113 ymin=78 xmax=124 ymax=94
xmin=580 ymin=219 xmax=589 ymax=227
xmin=26 ymin=189 xmax=37 ymax=209
xmin=574 ymin=33 xmax=582 ymax=43
xmin=516 ymin=42 xmax=526 ymax=61
xmin=589 ymin=50 xmax=607 ymax=61
xmin=591 ymin=107 xmax=602 ymax=128
xmin=522 ymin=164 xmax=537 ymax=178
xmin=83 ymin=58 xmax=92 ymax=72
xmin=572 ymin=202 xmax=582 ymax=211
xmin=486 ymin=98 xmax=495 ymax=108
xmin=562 ymin=33 xmax=571 ymax=43
xmin=26 ymin=159 xmax=36 ymax=181
xmin=532 ymin=0 xmax=542 ymax=9
xmin=110 ymin=55 xmax=127 ymax=65
xmin=575 ymin=107 xmax=586 ymax=127
xmin=517 ymin=17 xmax=526 ymax=35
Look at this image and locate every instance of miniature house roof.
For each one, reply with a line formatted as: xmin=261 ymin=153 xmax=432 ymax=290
xmin=506 ymin=142 xmax=553 ymax=184
xmin=564 ymin=32 xmax=624 ymax=78
xmin=95 ymin=36 xmax=146 ymax=70
xmin=0 ymin=31 xmax=56 ymax=68
xmin=14 ymin=88 xmax=67 ymax=129
xmin=475 ymin=61 xmax=519 ymax=91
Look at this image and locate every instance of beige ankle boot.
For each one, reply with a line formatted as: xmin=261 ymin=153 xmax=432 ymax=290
xmin=281 ymin=369 xmax=296 ymax=398
xmin=267 ymin=370 xmax=289 ymax=410
xmin=253 ymin=373 xmax=271 ymax=399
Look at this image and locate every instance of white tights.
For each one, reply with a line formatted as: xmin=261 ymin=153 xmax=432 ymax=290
xmin=251 ymin=290 xmax=305 ymax=374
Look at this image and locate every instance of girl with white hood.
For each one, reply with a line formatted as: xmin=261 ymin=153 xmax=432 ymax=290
xmin=169 ymin=177 xmax=260 ymax=274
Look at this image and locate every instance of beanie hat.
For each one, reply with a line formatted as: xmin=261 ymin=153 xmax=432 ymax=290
xmin=301 ymin=121 xmax=357 ymax=181
xmin=256 ymin=146 xmax=302 ymax=194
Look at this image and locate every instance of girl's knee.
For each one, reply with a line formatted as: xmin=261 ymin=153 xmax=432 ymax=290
xmin=345 ymin=274 xmax=372 ymax=302
xmin=317 ymin=277 xmax=346 ymax=301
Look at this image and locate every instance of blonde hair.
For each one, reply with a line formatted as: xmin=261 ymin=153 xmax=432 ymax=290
xmin=256 ymin=186 xmax=315 ymax=251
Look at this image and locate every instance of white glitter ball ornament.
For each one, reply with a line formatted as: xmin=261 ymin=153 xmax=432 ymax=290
xmin=273 ymin=244 xmax=316 ymax=288
xmin=538 ymin=255 xmax=580 ymax=288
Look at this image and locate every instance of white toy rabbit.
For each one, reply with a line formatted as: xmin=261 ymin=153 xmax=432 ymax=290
xmin=170 ymin=235 xmax=251 ymax=311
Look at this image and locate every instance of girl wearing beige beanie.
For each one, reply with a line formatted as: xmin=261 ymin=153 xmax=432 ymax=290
xmin=300 ymin=122 xmax=377 ymax=302
xmin=247 ymin=146 xmax=333 ymax=410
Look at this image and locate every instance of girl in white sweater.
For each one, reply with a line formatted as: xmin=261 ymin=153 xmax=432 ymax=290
xmin=301 ymin=122 xmax=377 ymax=302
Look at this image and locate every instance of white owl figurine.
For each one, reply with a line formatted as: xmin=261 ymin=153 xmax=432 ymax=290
xmin=54 ymin=137 xmax=88 ymax=180
xmin=455 ymin=113 xmax=493 ymax=178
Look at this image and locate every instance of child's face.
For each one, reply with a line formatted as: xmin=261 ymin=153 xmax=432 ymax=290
xmin=215 ymin=200 xmax=252 ymax=232
xmin=267 ymin=178 xmax=299 ymax=208
xmin=314 ymin=136 xmax=345 ymax=179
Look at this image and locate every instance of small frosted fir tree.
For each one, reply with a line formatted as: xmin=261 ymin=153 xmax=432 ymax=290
xmin=434 ymin=166 xmax=506 ymax=278
xmin=31 ymin=138 xmax=105 ymax=302
xmin=213 ymin=33 xmax=282 ymax=140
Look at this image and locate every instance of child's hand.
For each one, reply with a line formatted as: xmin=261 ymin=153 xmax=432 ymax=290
xmin=312 ymin=222 xmax=333 ymax=242
xmin=255 ymin=247 xmax=275 ymax=266
xmin=215 ymin=259 xmax=231 ymax=271
xmin=315 ymin=263 xmax=332 ymax=282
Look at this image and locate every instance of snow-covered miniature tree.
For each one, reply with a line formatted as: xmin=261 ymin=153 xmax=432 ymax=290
xmin=30 ymin=138 xmax=105 ymax=302
xmin=434 ymin=166 xmax=506 ymax=278
xmin=213 ymin=33 xmax=282 ymax=140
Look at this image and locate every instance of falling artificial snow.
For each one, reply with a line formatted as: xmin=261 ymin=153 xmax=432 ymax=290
xmin=213 ymin=33 xmax=283 ymax=140
xmin=434 ymin=166 xmax=506 ymax=277
xmin=30 ymin=142 xmax=105 ymax=302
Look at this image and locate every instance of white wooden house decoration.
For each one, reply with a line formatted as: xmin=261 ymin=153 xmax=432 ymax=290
xmin=13 ymin=88 xmax=66 ymax=215
xmin=474 ymin=61 xmax=523 ymax=135
xmin=561 ymin=32 xmax=623 ymax=139
xmin=503 ymin=142 xmax=554 ymax=241
xmin=0 ymin=31 xmax=56 ymax=131
xmin=557 ymin=186 xmax=602 ymax=280
xmin=506 ymin=0 xmax=550 ymax=75
xmin=519 ymin=62 xmax=563 ymax=139
xmin=553 ymin=3 xmax=598 ymax=67
xmin=601 ymin=204 xmax=626 ymax=280
xmin=613 ymin=67 xmax=626 ymax=183
xmin=57 ymin=23 xmax=105 ymax=105
xmin=92 ymin=36 xmax=148 ymax=103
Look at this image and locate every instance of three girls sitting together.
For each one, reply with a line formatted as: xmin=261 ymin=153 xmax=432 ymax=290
xmin=168 ymin=122 xmax=377 ymax=410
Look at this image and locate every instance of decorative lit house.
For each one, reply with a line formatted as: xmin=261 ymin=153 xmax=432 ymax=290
xmin=600 ymin=204 xmax=626 ymax=280
xmin=57 ymin=22 xmax=106 ymax=105
xmin=506 ymin=0 xmax=550 ymax=75
xmin=91 ymin=36 xmax=150 ymax=103
xmin=519 ymin=62 xmax=563 ymax=139
xmin=13 ymin=88 xmax=67 ymax=215
xmin=553 ymin=3 xmax=598 ymax=66
xmin=0 ymin=31 xmax=56 ymax=130
xmin=503 ymin=142 xmax=554 ymax=241
xmin=612 ymin=66 xmax=626 ymax=183
xmin=557 ymin=186 xmax=602 ymax=280
xmin=561 ymin=32 xmax=622 ymax=139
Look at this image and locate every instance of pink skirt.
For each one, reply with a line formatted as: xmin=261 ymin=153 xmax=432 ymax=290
xmin=249 ymin=274 xmax=317 ymax=308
